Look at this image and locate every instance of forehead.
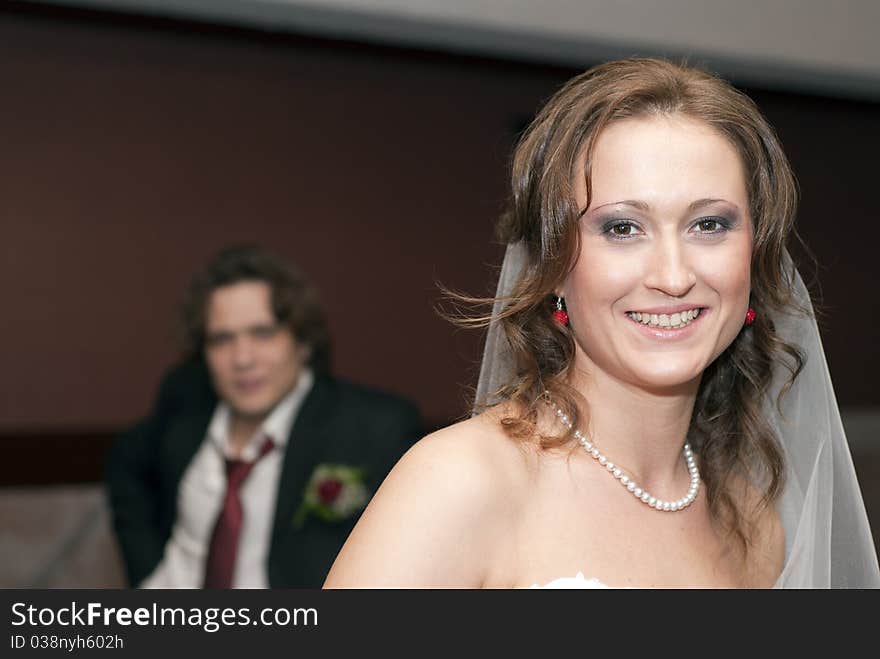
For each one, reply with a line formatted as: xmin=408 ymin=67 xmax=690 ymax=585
xmin=205 ymin=280 xmax=275 ymax=330
xmin=583 ymin=114 xmax=748 ymax=210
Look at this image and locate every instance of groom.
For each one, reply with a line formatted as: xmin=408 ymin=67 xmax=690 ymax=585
xmin=105 ymin=245 xmax=423 ymax=588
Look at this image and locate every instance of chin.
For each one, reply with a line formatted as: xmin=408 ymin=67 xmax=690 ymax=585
xmin=628 ymin=362 xmax=704 ymax=392
xmin=229 ymin=395 xmax=276 ymax=419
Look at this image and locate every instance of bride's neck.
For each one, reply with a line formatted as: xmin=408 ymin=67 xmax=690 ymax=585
xmin=567 ymin=364 xmax=700 ymax=490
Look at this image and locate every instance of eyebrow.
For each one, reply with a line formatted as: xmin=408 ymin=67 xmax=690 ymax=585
xmin=206 ymin=322 xmax=279 ymax=336
xmin=587 ymin=198 xmax=738 ymax=214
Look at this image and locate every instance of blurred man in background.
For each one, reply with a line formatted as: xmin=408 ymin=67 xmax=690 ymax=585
xmin=106 ymin=245 xmax=423 ymax=588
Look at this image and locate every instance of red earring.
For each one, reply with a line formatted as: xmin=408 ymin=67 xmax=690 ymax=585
xmin=552 ymin=296 xmax=569 ymax=326
xmin=744 ymin=307 xmax=756 ymax=326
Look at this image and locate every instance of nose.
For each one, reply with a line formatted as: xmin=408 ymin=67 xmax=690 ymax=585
xmin=644 ymin=236 xmax=696 ymax=298
xmin=231 ymin=336 xmax=256 ymax=369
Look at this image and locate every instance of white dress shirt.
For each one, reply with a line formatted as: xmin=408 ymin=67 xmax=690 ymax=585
xmin=140 ymin=369 xmax=314 ymax=588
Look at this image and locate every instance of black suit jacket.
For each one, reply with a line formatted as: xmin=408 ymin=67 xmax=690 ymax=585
xmin=105 ymin=360 xmax=424 ymax=588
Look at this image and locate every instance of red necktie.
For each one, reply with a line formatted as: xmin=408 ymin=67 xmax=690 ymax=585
xmin=203 ymin=436 xmax=275 ymax=588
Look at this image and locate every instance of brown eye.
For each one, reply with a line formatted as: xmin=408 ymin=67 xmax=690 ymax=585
xmin=698 ymin=219 xmax=719 ymax=232
xmin=693 ymin=217 xmax=730 ymax=234
xmin=251 ymin=325 xmax=280 ymax=340
xmin=602 ymin=220 xmax=642 ymax=240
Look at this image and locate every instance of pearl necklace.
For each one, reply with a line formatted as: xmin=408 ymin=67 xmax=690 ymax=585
xmin=546 ymin=395 xmax=700 ymax=512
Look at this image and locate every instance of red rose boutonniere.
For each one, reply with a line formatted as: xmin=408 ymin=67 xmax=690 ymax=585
xmin=293 ymin=464 xmax=370 ymax=528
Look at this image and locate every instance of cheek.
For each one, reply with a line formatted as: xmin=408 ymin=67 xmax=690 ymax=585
xmin=697 ymin=239 xmax=752 ymax=300
xmin=565 ymin=247 xmax=642 ymax=309
xmin=267 ymin=340 xmax=300 ymax=372
xmin=697 ymin=239 xmax=752 ymax=353
xmin=205 ymin=349 xmax=228 ymax=376
xmin=205 ymin=350 xmax=235 ymax=393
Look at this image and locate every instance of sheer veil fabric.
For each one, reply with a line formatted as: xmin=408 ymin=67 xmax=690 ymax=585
xmin=475 ymin=242 xmax=880 ymax=588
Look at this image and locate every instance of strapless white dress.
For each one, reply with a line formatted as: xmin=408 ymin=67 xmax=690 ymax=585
xmin=530 ymin=572 xmax=611 ymax=588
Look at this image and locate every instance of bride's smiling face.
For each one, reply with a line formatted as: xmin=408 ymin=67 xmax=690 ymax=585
xmin=562 ymin=114 xmax=752 ymax=391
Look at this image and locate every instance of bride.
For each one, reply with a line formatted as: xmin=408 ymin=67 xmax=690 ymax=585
xmin=324 ymin=58 xmax=880 ymax=588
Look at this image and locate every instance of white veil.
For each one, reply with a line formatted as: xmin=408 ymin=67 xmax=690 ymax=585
xmin=476 ymin=242 xmax=880 ymax=588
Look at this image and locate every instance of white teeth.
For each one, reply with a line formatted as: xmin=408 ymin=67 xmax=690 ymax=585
xmin=627 ymin=308 xmax=703 ymax=329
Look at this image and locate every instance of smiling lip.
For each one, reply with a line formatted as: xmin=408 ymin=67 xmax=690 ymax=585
xmin=625 ymin=307 xmax=709 ymax=340
xmin=235 ymin=379 xmax=264 ymax=393
xmin=627 ymin=303 xmax=706 ymax=315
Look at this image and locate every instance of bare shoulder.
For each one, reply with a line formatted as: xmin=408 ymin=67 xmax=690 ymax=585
xmin=370 ymin=410 xmax=526 ymax=518
xmin=323 ymin=406 xmax=528 ymax=588
xmin=391 ymin=405 xmax=530 ymax=498
xmin=404 ymin=407 xmax=525 ymax=478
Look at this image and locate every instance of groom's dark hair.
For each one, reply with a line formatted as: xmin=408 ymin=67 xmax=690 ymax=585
xmin=178 ymin=244 xmax=332 ymax=374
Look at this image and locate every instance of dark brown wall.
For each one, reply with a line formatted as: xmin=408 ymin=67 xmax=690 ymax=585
xmin=750 ymin=90 xmax=880 ymax=395
xmin=0 ymin=11 xmax=541 ymax=432
xmin=1 ymin=9 xmax=878 ymax=446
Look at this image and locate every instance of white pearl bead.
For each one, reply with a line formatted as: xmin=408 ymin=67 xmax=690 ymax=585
xmin=546 ymin=399 xmax=700 ymax=513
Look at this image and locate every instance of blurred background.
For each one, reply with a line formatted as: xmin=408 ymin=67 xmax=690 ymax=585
xmin=1 ymin=0 xmax=878 ymax=587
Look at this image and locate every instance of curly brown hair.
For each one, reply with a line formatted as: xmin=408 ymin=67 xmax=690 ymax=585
xmin=179 ymin=244 xmax=332 ymax=374
xmin=462 ymin=57 xmax=807 ymax=556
